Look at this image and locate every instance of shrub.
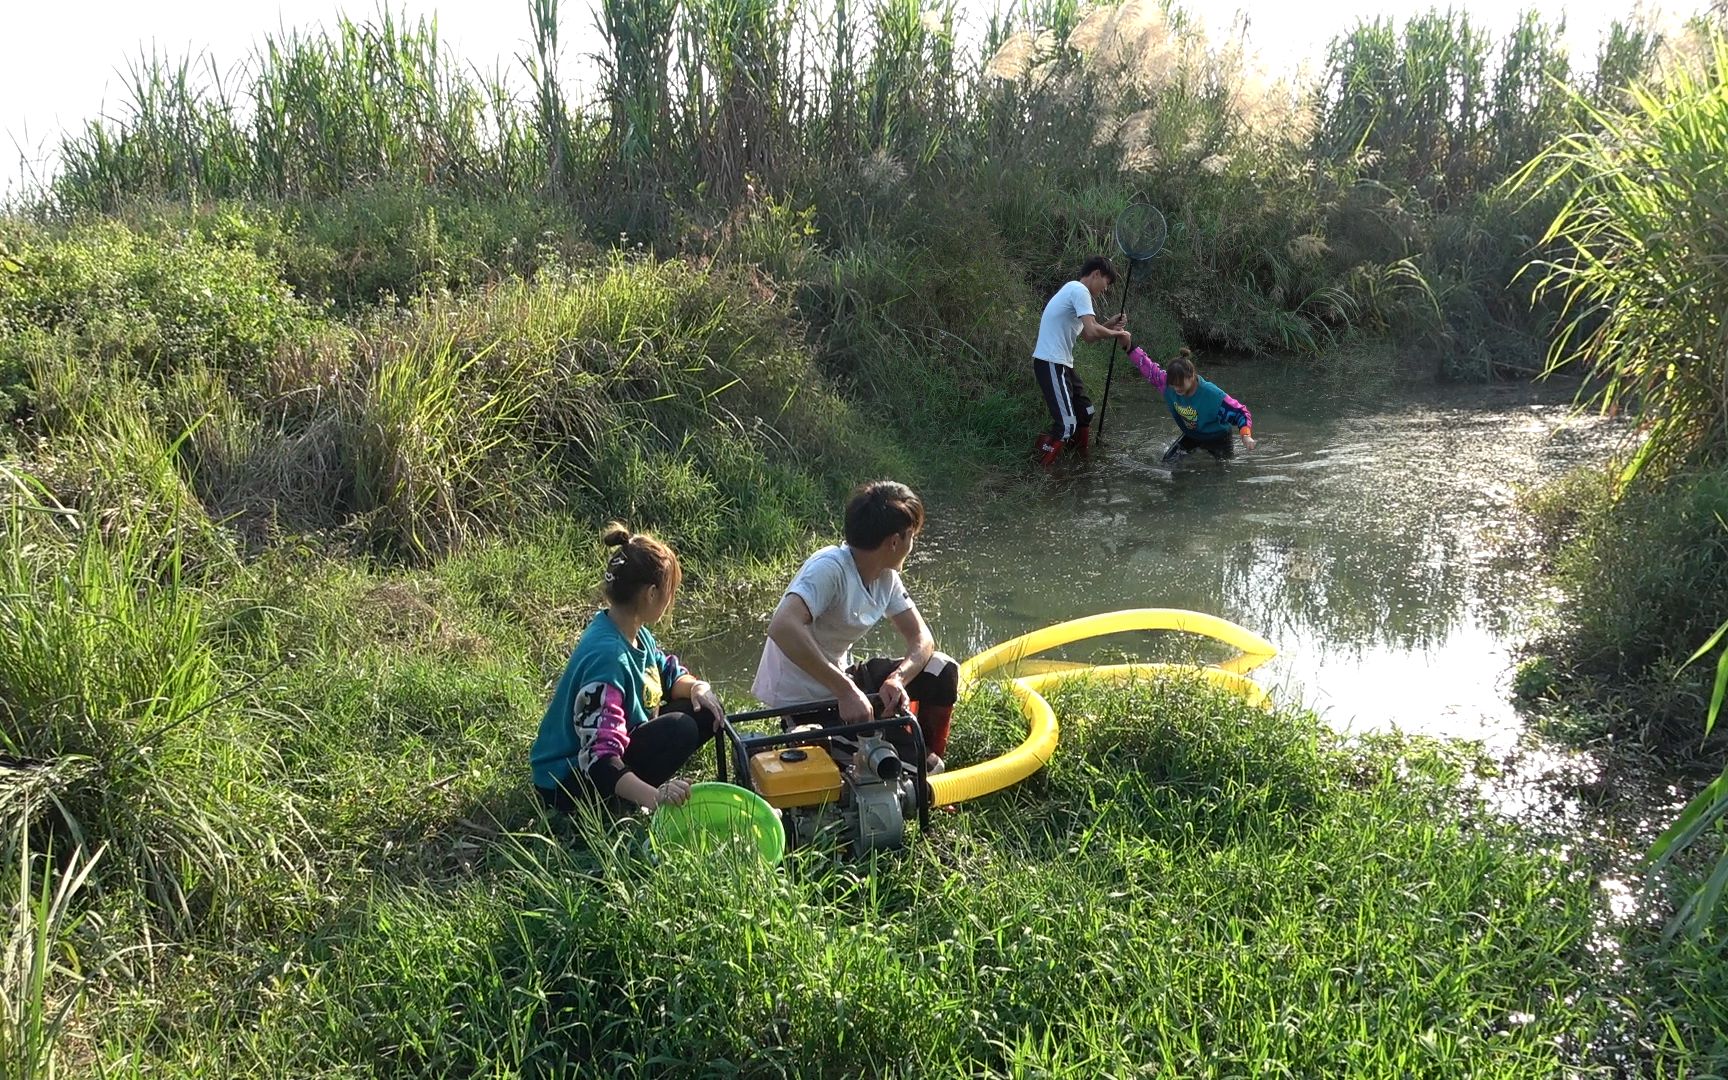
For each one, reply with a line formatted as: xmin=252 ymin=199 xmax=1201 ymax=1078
xmin=0 ymin=220 xmax=315 ymax=383
xmin=1527 ymin=465 xmax=1728 ymax=746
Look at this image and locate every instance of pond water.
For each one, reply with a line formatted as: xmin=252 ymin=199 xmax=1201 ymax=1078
xmin=690 ymin=359 xmax=1621 ymax=755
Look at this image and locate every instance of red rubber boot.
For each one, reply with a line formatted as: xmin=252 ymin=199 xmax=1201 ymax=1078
xmin=1072 ymin=426 xmax=1092 ymax=459
xmin=1034 ymin=433 xmax=1064 ymax=466
xmin=916 ymin=702 xmax=953 ymax=775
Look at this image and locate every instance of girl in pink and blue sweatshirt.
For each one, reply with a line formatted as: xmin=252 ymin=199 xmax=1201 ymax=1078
xmin=1128 ymin=346 xmax=1256 ymax=461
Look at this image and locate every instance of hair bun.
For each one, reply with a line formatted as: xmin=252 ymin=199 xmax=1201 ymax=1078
xmin=1178 ymin=347 xmax=1193 ymax=358
xmin=601 ymin=522 xmax=631 ymax=548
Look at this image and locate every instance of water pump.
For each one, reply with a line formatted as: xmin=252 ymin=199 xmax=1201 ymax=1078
xmin=715 ymin=701 xmax=931 ymax=854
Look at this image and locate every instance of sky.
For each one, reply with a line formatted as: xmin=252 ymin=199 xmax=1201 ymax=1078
xmin=0 ymin=0 xmax=1673 ymax=197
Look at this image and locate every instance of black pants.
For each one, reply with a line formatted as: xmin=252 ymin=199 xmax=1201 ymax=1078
xmin=1033 ymin=360 xmax=1093 ymax=441
xmin=1163 ymin=431 xmax=1234 ymax=461
xmin=536 ymin=701 xmax=717 ymax=813
xmin=785 ymin=654 xmax=960 ymax=762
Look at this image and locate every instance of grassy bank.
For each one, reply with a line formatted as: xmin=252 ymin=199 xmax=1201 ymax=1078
xmin=1518 ymin=466 xmax=1728 ymax=750
xmin=1506 ymin=28 xmax=1728 ymax=1015
xmin=1510 ymin=32 xmax=1728 ymax=776
xmin=0 ymin=210 xmax=982 ymax=559
xmin=9 ymin=648 xmax=1666 ymax=1075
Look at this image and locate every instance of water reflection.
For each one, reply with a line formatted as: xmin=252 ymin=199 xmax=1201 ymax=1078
xmin=686 ymin=363 xmax=1618 ymax=747
xmin=909 ymin=364 xmax=1618 ymax=745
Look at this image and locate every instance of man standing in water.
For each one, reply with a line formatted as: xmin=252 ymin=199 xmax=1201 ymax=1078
xmin=1032 ymin=256 xmax=1134 ymax=466
xmin=753 ymin=480 xmax=958 ymax=774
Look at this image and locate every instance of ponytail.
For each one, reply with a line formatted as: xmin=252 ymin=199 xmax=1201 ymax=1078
xmin=599 ymin=523 xmax=682 ymax=607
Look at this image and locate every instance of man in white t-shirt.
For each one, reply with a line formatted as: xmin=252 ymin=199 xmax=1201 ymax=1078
xmin=1032 ymin=255 xmax=1134 ymax=466
xmin=753 ymin=480 xmax=958 ymax=773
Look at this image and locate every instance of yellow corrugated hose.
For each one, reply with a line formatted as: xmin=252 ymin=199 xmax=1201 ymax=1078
xmin=927 ymin=609 xmax=1277 ymax=806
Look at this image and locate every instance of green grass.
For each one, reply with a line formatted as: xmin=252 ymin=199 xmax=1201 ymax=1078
xmin=1515 ymin=460 xmax=1728 ymax=760
xmin=61 ymin=676 xmax=1642 ymax=1077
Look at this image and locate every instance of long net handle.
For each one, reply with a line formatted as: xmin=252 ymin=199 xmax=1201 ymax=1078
xmin=1095 ymin=260 xmax=1136 ymax=442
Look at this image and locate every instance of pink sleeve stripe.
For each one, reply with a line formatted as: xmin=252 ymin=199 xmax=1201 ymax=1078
xmin=1220 ymin=393 xmax=1252 ymax=431
xmin=588 ymin=684 xmax=631 ymax=762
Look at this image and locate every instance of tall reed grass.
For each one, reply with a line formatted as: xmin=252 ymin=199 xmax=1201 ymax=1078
xmin=1495 ymin=26 xmax=1728 ymax=949
xmin=1518 ymin=30 xmax=1728 ymax=483
xmin=57 ymin=12 xmax=526 ymax=208
xmin=35 ymin=3 xmax=1669 ymax=360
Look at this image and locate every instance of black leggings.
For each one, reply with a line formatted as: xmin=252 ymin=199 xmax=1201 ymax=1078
xmin=537 ymin=702 xmax=716 ymax=813
xmin=786 ymin=654 xmax=960 ymax=762
xmin=1163 ymin=431 xmax=1234 ymax=461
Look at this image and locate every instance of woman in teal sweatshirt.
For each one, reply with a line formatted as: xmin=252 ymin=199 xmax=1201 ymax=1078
xmin=531 ymin=523 xmax=725 ymax=815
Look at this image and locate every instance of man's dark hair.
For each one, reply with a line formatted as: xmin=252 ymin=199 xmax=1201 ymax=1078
xmin=844 ymin=480 xmax=925 ymax=549
xmin=1077 ymin=255 xmax=1119 ymax=283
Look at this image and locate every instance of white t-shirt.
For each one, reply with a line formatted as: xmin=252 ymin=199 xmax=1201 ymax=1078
xmin=1032 ymin=280 xmax=1095 ymax=367
xmin=752 ymin=545 xmax=914 ymax=706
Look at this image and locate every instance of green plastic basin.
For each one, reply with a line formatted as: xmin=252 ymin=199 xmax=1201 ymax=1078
xmin=649 ymin=781 xmax=785 ymax=866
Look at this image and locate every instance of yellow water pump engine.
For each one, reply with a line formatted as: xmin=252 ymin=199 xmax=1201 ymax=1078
xmin=718 ymin=702 xmax=931 ymax=853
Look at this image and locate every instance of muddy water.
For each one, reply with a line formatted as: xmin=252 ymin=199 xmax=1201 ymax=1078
xmin=692 ymin=361 xmax=1620 ymax=753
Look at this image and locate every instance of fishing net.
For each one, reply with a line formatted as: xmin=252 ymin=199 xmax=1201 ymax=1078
xmin=1114 ymin=201 xmax=1167 ymax=262
xmin=1096 ymin=199 xmax=1167 ymax=441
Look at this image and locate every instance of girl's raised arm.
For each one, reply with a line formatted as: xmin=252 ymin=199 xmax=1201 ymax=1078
xmin=1127 ymin=347 xmax=1168 ymax=392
